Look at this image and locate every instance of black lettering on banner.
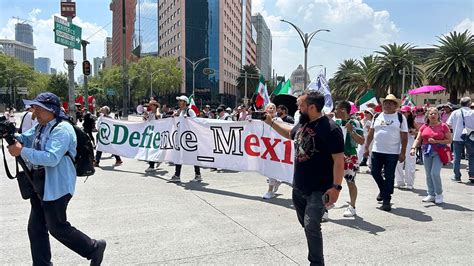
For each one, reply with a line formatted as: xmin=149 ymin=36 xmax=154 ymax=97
xmin=210 ymin=126 xmax=244 ymax=156
xmin=197 ymin=156 xmax=215 ymax=162
xmin=172 ymin=129 xmax=180 ymax=151
xmin=180 ymin=131 xmax=198 ymax=151
xmin=160 ymin=131 xmax=173 ymax=150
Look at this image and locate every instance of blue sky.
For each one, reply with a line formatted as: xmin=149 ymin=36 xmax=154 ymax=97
xmin=0 ymin=0 xmax=472 ymax=81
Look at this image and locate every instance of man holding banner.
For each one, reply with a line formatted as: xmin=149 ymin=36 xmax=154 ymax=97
xmin=169 ymin=95 xmax=202 ymax=183
xmin=264 ymin=91 xmax=345 ymax=265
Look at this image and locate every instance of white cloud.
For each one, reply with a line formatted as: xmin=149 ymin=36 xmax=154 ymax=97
xmin=256 ymin=0 xmax=399 ymax=79
xmin=252 ymin=0 xmax=265 ymax=13
xmin=0 ymin=10 xmax=108 ymax=79
xmin=453 ymin=18 xmax=473 ymax=33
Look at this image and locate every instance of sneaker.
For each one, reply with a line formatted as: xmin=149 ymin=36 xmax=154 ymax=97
xmin=114 ymin=160 xmax=123 ymax=166
xmin=90 ymin=239 xmax=106 ymax=266
xmin=169 ymin=175 xmax=181 ymax=183
xmin=435 ymin=194 xmax=444 ymax=204
xmin=365 ymin=169 xmax=371 ymax=174
xmin=145 ymin=167 xmax=155 ymax=173
xmin=262 ymin=191 xmax=275 ymax=199
xmin=422 ymin=195 xmax=435 ymax=202
xmin=273 ymin=181 xmax=281 ymax=193
xmin=190 ymin=175 xmax=202 ymax=182
xmin=321 ymin=211 xmax=329 ymax=223
xmin=381 ymin=202 xmax=391 ymax=211
xmin=394 ymin=183 xmax=404 ymax=189
xmin=343 ymin=205 xmax=356 ymax=217
xmin=450 ymin=177 xmax=462 ymax=183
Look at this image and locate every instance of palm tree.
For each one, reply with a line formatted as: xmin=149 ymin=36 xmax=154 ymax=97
xmin=371 ymin=43 xmax=424 ymax=98
xmin=236 ymin=64 xmax=260 ymax=101
xmin=426 ymin=30 xmax=474 ymax=104
xmin=332 ymin=56 xmax=377 ymax=101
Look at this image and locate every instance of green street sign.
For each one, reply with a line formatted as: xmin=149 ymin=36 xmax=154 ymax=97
xmin=54 ymin=16 xmax=82 ymax=50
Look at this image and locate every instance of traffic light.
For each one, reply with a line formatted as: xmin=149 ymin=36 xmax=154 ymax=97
xmin=82 ymin=60 xmax=91 ymax=76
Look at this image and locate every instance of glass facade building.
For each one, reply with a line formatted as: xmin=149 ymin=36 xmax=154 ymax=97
xmin=184 ymin=0 xmax=220 ymax=103
xmin=133 ymin=0 xmax=159 ymax=56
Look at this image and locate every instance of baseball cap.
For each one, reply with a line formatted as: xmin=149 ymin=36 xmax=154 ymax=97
xmin=176 ymin=95 xmax=189 ymax=104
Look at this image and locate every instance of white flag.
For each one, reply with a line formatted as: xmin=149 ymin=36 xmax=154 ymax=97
xmin=307 ymin=71 xmax=333 ymax=114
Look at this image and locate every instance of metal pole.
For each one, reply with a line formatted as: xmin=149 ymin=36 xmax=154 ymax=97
xmin=410 ymin=60 xmax=414 ymax=89
xmin=402 ymin=67 xmax=406 ymax=96
xmin=121 ymin=0 xmax=128 ymax=119
xmin=81 ymin=40 xmax=89 ymax=112
xmin=244 ymin=72 xmax=248 ymax=106
xmin=192 ymin=63 xmax=196 ymax=96
xmin=150 ymin=72 xmax=152 ymax=98
xmin=66 ymin=0 xmax=75 ymax=122
xmin=303 ymin=34 xmax=309 ymax=90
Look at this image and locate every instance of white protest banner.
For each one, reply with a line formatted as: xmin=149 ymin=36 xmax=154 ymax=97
xmin=96 ymin=117 xmax=295 ymax=183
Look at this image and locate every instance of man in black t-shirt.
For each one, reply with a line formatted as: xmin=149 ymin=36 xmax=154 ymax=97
xmin=277 ymin=105 xmax=295 ymax=124
xmin=264 ymin=91 xmax=345 ymax=265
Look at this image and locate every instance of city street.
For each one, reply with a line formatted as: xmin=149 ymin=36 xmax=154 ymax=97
xmin=0 ymin=134 xmax=473 ymax=264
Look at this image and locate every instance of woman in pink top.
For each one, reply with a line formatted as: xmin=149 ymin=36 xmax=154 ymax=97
xmin=411 ymin=107 xmax=452 ymax=204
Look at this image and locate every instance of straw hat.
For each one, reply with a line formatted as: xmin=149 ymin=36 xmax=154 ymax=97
xmin=380 ymin=94 xmax=401 ymax=107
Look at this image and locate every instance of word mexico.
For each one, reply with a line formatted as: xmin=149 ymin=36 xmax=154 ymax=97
xmin=97 ymin=117 xmax=295 ymax=183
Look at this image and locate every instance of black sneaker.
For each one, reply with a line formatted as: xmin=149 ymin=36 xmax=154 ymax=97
xmin=90 ymin=239 xmax=106 ymax=266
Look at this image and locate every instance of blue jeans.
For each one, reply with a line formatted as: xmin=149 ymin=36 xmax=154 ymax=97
xmin=371 ymin=152 xmax=399 ymax=203
xmin=292 ymin=189 xmax=326 ymax=265
xmin=453 ymin=140 xmax=474 ymax=178
xmin=423 ymin=152 xmax=443 ymax=196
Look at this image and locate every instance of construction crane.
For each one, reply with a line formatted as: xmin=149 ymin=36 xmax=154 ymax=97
xmin=12 ymin=16 xmax=33 ymax=24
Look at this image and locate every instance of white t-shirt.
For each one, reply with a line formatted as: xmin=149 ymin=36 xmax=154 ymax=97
xmin=20 ymin=112 xmax=38 ymax=133
xmin=178 ymin=108 xmax=196 ymax=118
xmin=447 ymin=107 xmax=474 ymax=141
xmin=371 ymin=112 xmax=408 ymax=154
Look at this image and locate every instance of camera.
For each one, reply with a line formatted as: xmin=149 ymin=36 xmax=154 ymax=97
xmin=0 ymin=116 xmax=17 ymax=145
xmin=251 ymin=111 xmax=267 ymax=121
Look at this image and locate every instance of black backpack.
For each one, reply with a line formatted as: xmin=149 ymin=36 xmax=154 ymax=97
xmin=50 ymin=119 xmax=95 ymax=177
xmin=374 ymin=112 xmax=403 ymax=128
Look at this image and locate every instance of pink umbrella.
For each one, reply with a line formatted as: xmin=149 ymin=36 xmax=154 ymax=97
xmin=348 ymin=101 xmax=358 ymax=115
xmin=408 ymin=85 xmax=446 ymax=95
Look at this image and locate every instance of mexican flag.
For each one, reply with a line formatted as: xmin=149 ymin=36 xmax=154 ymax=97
xmin=188 ymin=94 xmax=200 ymax=116
xmin=277 ymin=80 xmax=292 ymax=95
xmin=358 ymin=90 xmax=378 ymax=111
xmin=272 ymin=77 xmax=285 ymax=96
xmin=255 ymin=75 xmax=270 ymax=108
xmin=401 ymin=93 xmax=415 ymax=106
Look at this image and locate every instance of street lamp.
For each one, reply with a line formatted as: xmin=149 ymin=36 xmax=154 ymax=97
xmin=280 ymin=19 xmax=330 ymax=89
xmin=150 ymin=69 xmax=165 ymax=98
xmin=180 ymin=56 xmax=210 ymax=95
xmin=308 ymin=64 xmax=326 ymax=78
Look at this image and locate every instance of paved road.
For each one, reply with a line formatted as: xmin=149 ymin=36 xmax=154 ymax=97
xmin=0 ymin=114 xmax=473 ymax=265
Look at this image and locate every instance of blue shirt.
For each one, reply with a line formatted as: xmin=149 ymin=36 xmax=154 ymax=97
xmin=16 ymin=119 xmax=77 ymax=201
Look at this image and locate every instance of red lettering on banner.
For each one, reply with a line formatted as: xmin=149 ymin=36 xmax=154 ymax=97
xmin=244 ymin=134 xmax=260 ymax=156
xmin=281 ymin=140 xmax=294 ymax=164
xmin=244 ymin=135 xmax=293 ymax=165
xmin=261 ymin=137 xmax=281 ymax=162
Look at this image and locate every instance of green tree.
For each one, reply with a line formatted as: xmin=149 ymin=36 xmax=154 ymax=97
xmin=236 ymin=64 xmax=260 ymax=101
xmin=371 ymin=43 xmax=424 ymax=98
xmin=28 ymin=72 xmax=50 ymax=97
xmin=47 ymin=73 xmax=69 ymax=99
xmin=426 ymin=30 xmax=474 ymax=104
xmin=0 ymin=54 xmax=35 ymax=107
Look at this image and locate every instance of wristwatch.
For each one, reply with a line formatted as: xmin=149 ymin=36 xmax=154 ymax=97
xmin=332 ymin=184 xmax=342 ymax=191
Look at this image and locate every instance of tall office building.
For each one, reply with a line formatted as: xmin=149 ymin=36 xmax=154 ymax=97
xmin=0 ymin=39 xmax=36 ymax=67
xmin=93 ymin=57 xmax=104 ymax=76
xmin=158 ymin=0 xmax=256 ymax=106
xmin=103 ymin=37 xmax=113 ymax=69
xmin=251 ymin=13 xmax=272 ymax=80
xmin=110 ymin=0 xmax=137 ymax=65
xmin=133 ymin=0 xmax=159 ymax=57
xmin=15 ymin=23 xmax=33 ymax=45
xmin=34 ymin=57 xmax=51 ymax=74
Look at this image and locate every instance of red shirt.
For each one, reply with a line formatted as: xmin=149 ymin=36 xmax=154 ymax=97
xmin=419 ymin=123 xmax=449 ymax=144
